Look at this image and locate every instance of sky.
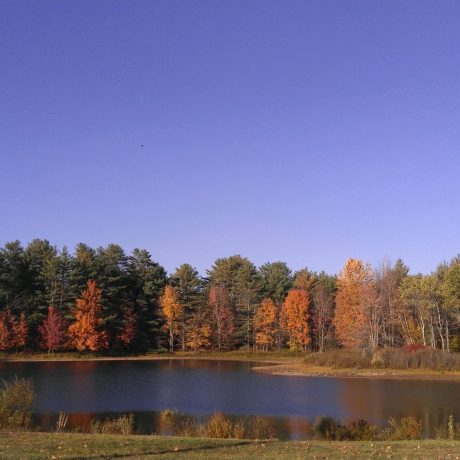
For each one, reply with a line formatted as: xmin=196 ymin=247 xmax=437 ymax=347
xmin=1 ymin=0 xmax=459 ymax=276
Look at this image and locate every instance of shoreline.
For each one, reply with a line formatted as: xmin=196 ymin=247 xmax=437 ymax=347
xmin=2 ymin=351 xmax=460 ymax=381
xmin=252 ymin=362 xmax=460 ymax=381
xmin=0 ymin=351 xmax=294 ymax=365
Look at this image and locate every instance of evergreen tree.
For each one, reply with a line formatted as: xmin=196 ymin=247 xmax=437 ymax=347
xmin=69 ymin=243 xmax=97 ymax=303
xmin=259 ymin=262 xmax=293 ymax=303
xmin=170 ymin=264 xmax=204 ymax=351
xmin=127 ymin=249 xmax=167 ymax=350
xmin=0 ymin=241 xmax=28 ymax=311
xmin=95 ymin=244 xmax=129 ymax=345
xmin=22 ymin=239 xmax=57 ymax=330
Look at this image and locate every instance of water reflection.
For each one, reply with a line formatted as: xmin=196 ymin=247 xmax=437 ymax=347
xmin=1 ymin=359 xmax=459 ymax=439
xmin=337 ymin=378 xmax=460 ymax=436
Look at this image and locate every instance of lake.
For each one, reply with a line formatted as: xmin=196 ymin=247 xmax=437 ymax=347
xmin=0 ymin=359 xmax=458 ymax=439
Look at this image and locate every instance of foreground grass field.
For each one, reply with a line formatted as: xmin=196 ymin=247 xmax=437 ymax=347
xmin=1 ymin=432 xmax=459 ymax=460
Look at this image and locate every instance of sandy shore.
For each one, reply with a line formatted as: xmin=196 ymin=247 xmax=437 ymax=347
xmin=252 ymin=362 xmax=460 ymax=381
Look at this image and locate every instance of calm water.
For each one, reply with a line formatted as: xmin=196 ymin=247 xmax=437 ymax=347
xmin=0 ymin=359 xmax=458 ymax=439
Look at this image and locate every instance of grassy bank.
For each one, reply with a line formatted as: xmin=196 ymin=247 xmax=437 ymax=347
xmin=0 ymin=350 xmax=304 ymax=363
xmin=1 ymin=432 xmax=459 ymax=459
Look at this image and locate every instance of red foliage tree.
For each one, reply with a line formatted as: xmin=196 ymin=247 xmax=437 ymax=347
xmin=39 ymin=306 xmax=66 ymax=354
xmin=13 ymin=312 xmax=28 ymax=350
xmin=0 ymin=310 xmax=15 ymax=351
xmin=118 ymin=305 xmax=137 ymax=347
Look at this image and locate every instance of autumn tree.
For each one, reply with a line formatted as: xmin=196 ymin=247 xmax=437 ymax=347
xmin=259 ymin=262 xmax=292 ymax=349
xmin=281 ymin=289 xmax=310 ymax=351
xmin=39 ymin=306 xmax=65 ymax=353
xmin=160 ymin=285 xmax=183 ymax=352
xmin=375 ymin=259 xmax=408 ymax=347
xmin=0 ymin=310 xmax=16 ymax=350
xmin=207 ymin=256 xmax=262 ymax=349
xmin=334 ymin=258 xmax=378 ymax=349
xmin=118 ymin=305 xmax=137 ymax=348
xmin=209 ymin=286 xmax=234 ymax=351
xmin=441 ymin=257 xmax=460 ymax=351
xmin=311 ymin=275 xmax=336 ymax=352
xmin=68 ymin=280 xmax=109 ymax=352
xmin=254 ymin=298 xmax=278 ymax=350
xmin=186 ymin=319 xmax=212 ymax=351
xmin=13 ymin=312 xmax=28 ymax=350
xmin=293 ymin=268 xmax=318 ymax=292
xmin=399 ymin=272 xmax=449 ymax=350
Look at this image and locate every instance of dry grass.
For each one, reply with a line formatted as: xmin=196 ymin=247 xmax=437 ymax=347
xmin=305 ymin=347 xmax=460 ymax=371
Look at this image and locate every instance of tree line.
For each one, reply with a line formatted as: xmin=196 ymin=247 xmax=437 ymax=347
xmin=0 ymin=239 xmax=459 ymax=353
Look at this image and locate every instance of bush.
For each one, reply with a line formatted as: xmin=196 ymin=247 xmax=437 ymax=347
xmin=435 ymin=415 xmax=460 ymax=440
xmin=0 ymin=377 xmax=34 ymax=430
xmin=159 ymin=409 xmax=200 ymax=437
xmin=205 ymin=412 xmax=233 ymax=438
xmin=158 ymin=410 xmax=274 ymax=440
xmin=347 ymin=419 xmax=378 ymax=440
xmin=305 ymin=347 xmax=460 ymax=371
xmin=89 ymin=414 xmax=135 ymax=435
xmin=378 ymin=347 xmax=460 ymax=371
xmin=249 ymin=416 xmax=275 ymax=440
xmin=305 ymin=349 xmax=371 ymax=369
xmin=381 ymin=416 xmax=421 ymax=440
xmin=313 ymin=417 xmax=348 ymax=440
xmin=403 ymin=343 xmax=427 ymax=353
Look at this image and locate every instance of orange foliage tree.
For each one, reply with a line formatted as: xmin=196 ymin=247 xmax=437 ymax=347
xmin=68 ymin=280 xmax=109 ymax=352
xmin=334 ymin=258 xmax=376 ymax=348
xmin=254 ymin=298 xmax=277 ymax=350
xmin=160 ymin=285 xmax=183 ymax=352
xmin=281 ymin=289 xmax=310 ymax=351
xmin=209 ymin=286 xmax=234 ymax=351
xmin=39 ymin=306 xmax=65 ymax=353
xmin=186 ymin=323 xmax=212 ymax=351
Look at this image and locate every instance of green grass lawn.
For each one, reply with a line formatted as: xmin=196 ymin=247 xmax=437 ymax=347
xmin=1 ymin=432 xmax=459 ymax=459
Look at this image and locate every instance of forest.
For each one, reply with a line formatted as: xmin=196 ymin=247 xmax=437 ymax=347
xmin=0 ymin=239 xmax=459 ymax=354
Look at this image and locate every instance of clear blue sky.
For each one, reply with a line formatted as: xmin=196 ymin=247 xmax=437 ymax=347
xmin=1 ymin=0 xmax=459 ymax=275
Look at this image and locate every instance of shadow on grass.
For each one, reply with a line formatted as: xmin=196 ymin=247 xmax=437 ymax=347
xmin=65 ymin=440 xmax=253 ymax=459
